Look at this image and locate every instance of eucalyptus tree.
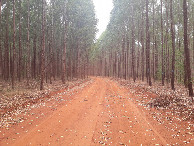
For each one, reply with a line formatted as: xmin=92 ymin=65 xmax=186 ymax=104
xmin=0 ymin=0 xmax=2 ymax=78
xmin=183 ymin=0 xmax=193 ymax=98
xmin=61 ymin=0 xmax=67 ymax=84
xmin=67 ymin=0 xmax=97 ymax=79
xmin=40 ymin=0 xmax=46 ymax=90
xmin=18 ymin=0 xmax=22 ymax=82
xmin=91 ymin=0 xmax=194 ymax=95
xmin=170 ymin=0 xmax=175 ymax=90
xmin=145 ymin=0 xmax=152 ymax=86
xmin=0 ymin=0 xmax=97 ymax=89
xmin=12 ymin=0 xmax=16 ymax=89
xmin=160 ymin=0 xmax=165 ymax=86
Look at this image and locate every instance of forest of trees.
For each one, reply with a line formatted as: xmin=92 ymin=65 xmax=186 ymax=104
xmin=0 ymin=0 xmax=193 ymax=98
xmin=90 ymin=0 xmax=194 ymax=98
xmin=0 ymin=0 xmax=97 ymax=90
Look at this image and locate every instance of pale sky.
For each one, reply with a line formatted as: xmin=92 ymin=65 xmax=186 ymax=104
xmin=93 ymin=0 xmax=113 ymax=38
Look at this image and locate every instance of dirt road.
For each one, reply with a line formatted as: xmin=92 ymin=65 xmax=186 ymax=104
xmin=0 ymin=77 xmax=193 ymax=146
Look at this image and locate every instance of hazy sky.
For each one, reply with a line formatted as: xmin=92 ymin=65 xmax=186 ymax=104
xmin=93 ymin=0 xmax=113 ymax=38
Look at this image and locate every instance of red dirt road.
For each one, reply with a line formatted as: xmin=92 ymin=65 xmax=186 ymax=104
xmin=0 ymin=77 xmax=193 ymax=146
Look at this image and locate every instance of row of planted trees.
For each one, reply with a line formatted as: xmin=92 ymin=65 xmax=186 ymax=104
xmin=0 ymin=0 xmax=97 ymax=90
xmin=90 ymin=0 xmax=194 ymax=98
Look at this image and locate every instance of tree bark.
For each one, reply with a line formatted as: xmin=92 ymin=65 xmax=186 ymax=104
xmin=131 ymin=7 xmax=136 ymax=82
xmin=146 ymin=0 xmax=152 ymax=86
xmin=137 ymin=19 xmax=140 ymax=79
xmin=122 ymin=32 xmax=126 ymax=79
xmin=0 ymin=0 xmax=2 ymax=78
xmin=141 ymin=10 xmax=145 ymax=81
xmin=5 ymin=0 xmax=10 ymax=80
xmin=18 ymin=0 xmax=22 ymax=82
xmin=165 ymin=1 xmax=169 ymax=83
xmin=0 ymin=0 xmax=3 ymax=79
xmin=62 ymin=1 xmax=67 ymax=84
xmin=27 ymin=0 xmax=30 ymax=86
xmin=161 ymin=0 xmax=165 ymax=86
xmin=192 ymin=8 xmax=194 ymax=73
xmin=33 ymin=35 xmax=37 ymax=79
xmin=12 ymin=0 xmax=16 ymax=89
xmin=155 ymin=36 xmax=158 ymax=80
xmin=183 ymin=0 xmax=193 ymax=99
xmin=170 ymin=0 xmax=175 ymax=90
xmin=152 ymin=0 xmax=155 ymax=80
xmin=40 ymin=0 xmax=46 ymax=90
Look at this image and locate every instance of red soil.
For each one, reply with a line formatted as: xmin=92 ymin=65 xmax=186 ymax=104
xmin=0 ymin=77 xmax=193 ymax=146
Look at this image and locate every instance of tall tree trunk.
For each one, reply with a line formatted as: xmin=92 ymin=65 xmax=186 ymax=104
xmin=33 ymin=35 xmax=37 ymax=79
xmin=170 ymin=0 xmax=175 ymax=90
xmin=40 ymin=0 xmax=46 ymax=90
xmin=50 ymin=0 xmax=54 ymax=84
xmin=0 ymin=0 xmax=2 ymax=78
xmin=146 ymin=0 xmax=152 ymax=86
xmin=122 ymin=32 xmax=126 ymax=79
xmin=131 ymin=7 xmax=136 ymax=82
xmin=192 ymin=8 xmax=194 ymax=75
xmin=184 ymin=58 xmax=188 ymax=87
xmin=137 ymin=19 xmax=140 ymax=79
xmin=5 ymin=0 xmax=10 ymax=80
xmin=12 ymin=0 xmax=16 ymax=89
xmin=165 ymin=1 xmax=169 ymax=83
xmin=155 ymin=36 xmax=158 ymax=80
xmin=18 ymin=0 xmax=22 ymax=82
xmin=161 ymin=0 xmax=165 ymax=86
xmin=152 ymin=0 xmax=155 ymax=80
xmin=183 ymin=0 xmax=193 ymax=99
xmin=27 ymin=0 xmax=30 ymax=86
xmin=141 ymin=11 xmax=145 ymax=81
xmin=126 ymin=34 xmax=129 ymax=80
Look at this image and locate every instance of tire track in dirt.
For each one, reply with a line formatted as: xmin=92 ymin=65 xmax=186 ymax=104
xmin=11 ymin=78 xmax=107 ymax=146
xmin=1 ymin=77 xmax=188 ymax=146
xmin=109 ymin=80 xmax=168 ymax=145
xmin=90 ymin=79 xmax=168 ymax=146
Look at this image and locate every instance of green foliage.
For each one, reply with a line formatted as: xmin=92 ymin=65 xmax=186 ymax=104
xmin=0 ymin=0 xmax=97 ymax=80
xmin=92 ymin=0 xmax=194 ymax=86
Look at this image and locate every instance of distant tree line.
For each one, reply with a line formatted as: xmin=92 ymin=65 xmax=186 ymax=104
xmin=90 ymin=0 xmax=194 ymax=98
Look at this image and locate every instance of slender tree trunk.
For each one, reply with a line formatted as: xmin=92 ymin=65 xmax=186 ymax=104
xmin=40 ymin=0 xmax=46 ymax=90
xmin=62 ymin=1 xmax=67 ymax=84
xmin=122 ymin=32 xmax=126 ymax=79
xmin=18 ymin=0 xmax=22 ymax=82
xmin=27 ymin=0 xmax=30 ymax=86
xmin=33 ymin=35 xmax=37 ymax=79
xmin=132 ymin=7 xmax=136 ymax=82
xmin=0 ymin=0 xmax=2 ymax=78
xmin=0 ymin=0 xmax=1 ymax=22
xmin=193 ymin=20 xmax=194 ymax=65
xmin=12 ymin=0 xmax=16 ymax=89
xmin=114 ymin=51 xmax=117 ymax=77
xmin=137 ymin=19 xmax=140 ymax=79
xmin=184 ymin=58 xmax=188 ymax=87
xmin=5 ymin=0 xmax=10 ymax=80
xmin=165 ymin=1 xmax=169 ymax=83
xmin=141 ymin=11 xmax=145 ymax=81
xmin=50 ymin=0 xmax=55 ymax=84
xmin=152 ymin=0 xmax=155 ymax=80
xmin=155 ymin=36 xmax=158 ymax=80
xmin=126 ymin=35 xmax=129 ymax=80
xmin=0 ymin=0 xmax=3 ymax=79
xmin=161 ymin=0 xmax=165 ymax=86
xmin=183 ymin=0 xmax=193 ymax=99
xmin=170 ymin=0 xmax=175 ymax=90
xmin=146 ymin=0 xmax=152 ymax=86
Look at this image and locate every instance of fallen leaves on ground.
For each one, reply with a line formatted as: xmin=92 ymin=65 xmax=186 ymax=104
xmin=0 ymin=78 xmax=92 ymax=128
